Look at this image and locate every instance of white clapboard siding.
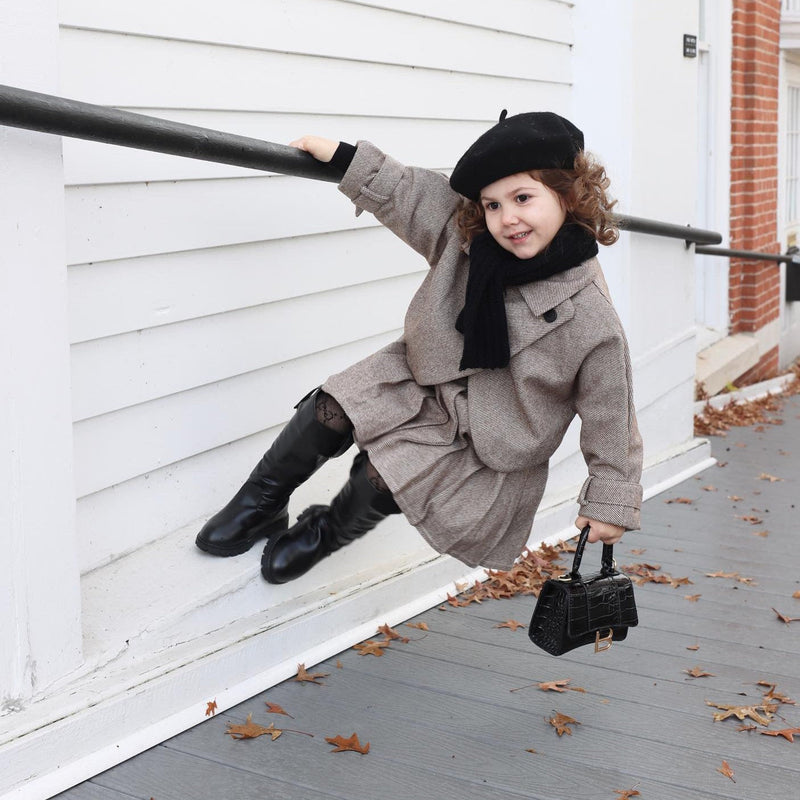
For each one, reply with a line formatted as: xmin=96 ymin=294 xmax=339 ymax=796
xmin=65 ymin=175 xmax=361 ymax=265
xmin=58 ymin=29 xmax=569 ymax=120
xmin=62 ymin=115 xmax=490 ymax=186
xmin=59 ymin=0 xmax=571 ymax=72
xmin=71 ymin=273 xmax=421 ymax=421
xmin=338 ymin=0 xmax=572 ymax=41
xmin=68 ymin=227 xmax=417 ymax=343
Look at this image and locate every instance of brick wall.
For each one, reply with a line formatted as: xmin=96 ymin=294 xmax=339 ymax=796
xmin=729 ymin=0 xmax=781 ymax=380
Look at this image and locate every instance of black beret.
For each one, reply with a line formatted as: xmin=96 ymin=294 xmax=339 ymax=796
xmin=449 ymin=111 xmax=584 ymax=201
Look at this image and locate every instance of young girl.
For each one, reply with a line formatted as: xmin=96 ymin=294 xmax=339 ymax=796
xmin=195 ymin=111 xmax=643 ymax=585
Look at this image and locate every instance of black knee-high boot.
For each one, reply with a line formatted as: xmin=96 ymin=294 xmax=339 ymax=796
xmin=195 ymin=389 xmax=353 ymax=556
xmin=260 ymin=451 xmax=400 ymax=584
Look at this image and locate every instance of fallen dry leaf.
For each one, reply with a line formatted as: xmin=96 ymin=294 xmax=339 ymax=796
xmin=548 ymin=712 xmax=580 ymax=736
xmin=265 ymin=702 xmax=293 ymax=718
xmin=630 ymin=547 xmax=647 ymax=555
xmin=353 ymin=639 xmax=391 ymax=657
xmin=686 ymin=643 xmax=700 ymax=651
xmin=226 ymin=714 xmax=282 ymax=741
xmin=336 ymin=660 xmax=343 ymax=669
xmin=623 ymin=562 xmax=692 ymax=589
xmin=446 ymin=592 xmax=463 ymax=607
xmin=325 ymin=732 xmax=370 ymax=754
xmin=377 ymin=623 xmax=402 ymax=640
xmin=685 ymin=594 xmax=702 ymax=602
xmin=706 ymin=700 xmax=777 ymax=726
xmin=736 ymin=515 xmax=763 ymax=525
xmin=705 ymin=570 xmax=755 ymax=584
xmin=694 ymin=388 xmax=788 ymax=437
xmin=614 ymin=790 xmax=641 ymax=799
xmin=525 ymin=747 xmax=538 ymax=754
xmin=772 ymin=608 xmax=800 ymax=624
xmin=685 ymin=666 xmax=715 ymax=678
xmin=205 ymin=700 xmax=218 ymax=717
xmin=793 ymin=591 xmax=800 ymax=599
xmin=760 ymin=727 xmax=800 ymax=742
xmin=452 ymin=540 xmax=572 ymax=606
xmin=737 ymin=724 xmax=758 ymax=732
xmin=728 ymin=495 xmax=743 ymax=501
xmin=294 ymin=663 xmax=329 ymax=685
xmin=717 ymin=760 xmax=735 ymax=782
xmin=752 ymin=530 xmax=769 ymax=537
xmin=758 ymin=472 xmax=783 ymax=482
xmin=758 ymin=682 xmax=796 ymax=705
xmin=538 ymin=679 xmax=585 ymax=693
xmin=406 ymin=621 xmax=429 ymax=630
xmin=701 ymin=485 xmax=717 ymax=492
xmin=665 ymin=497 xmax=693 ymax=504
xmin=496 ymin=619 xmax=525 ymax=631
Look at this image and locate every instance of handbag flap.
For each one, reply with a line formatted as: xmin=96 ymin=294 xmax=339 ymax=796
xmin=565 ymin=572 xmax=638 ymax=636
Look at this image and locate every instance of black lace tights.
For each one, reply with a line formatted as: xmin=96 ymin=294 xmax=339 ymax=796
xmin=314 ymin=391 xmax=391 ymax=493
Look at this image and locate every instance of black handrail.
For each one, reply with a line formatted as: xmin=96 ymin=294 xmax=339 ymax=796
xmin=0 ymin=83 xmax=340 ymax=183
xmin=695 ymin=245 xmax=800 ymax=264
xmin=614 ymin=215 xmax=720 ymax=245
xmin=0 ymin=84 xmax=725 ymax=249
xmin=0 ymin=83 xmax=788 ymax=258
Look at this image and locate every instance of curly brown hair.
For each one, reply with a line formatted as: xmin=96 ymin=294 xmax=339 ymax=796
xmin=455 ymin=151 xmax=619 ymax=247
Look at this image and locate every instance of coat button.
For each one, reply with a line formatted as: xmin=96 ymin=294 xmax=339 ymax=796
xmin=543 ymin=309 xmax=557 ymax=323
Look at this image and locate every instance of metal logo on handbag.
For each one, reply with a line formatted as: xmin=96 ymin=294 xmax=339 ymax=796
xmin=528 ymin=526 xmax=638 ymax=656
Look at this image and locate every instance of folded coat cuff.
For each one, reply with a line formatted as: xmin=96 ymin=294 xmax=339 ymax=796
xmin=338 ymin=140 xmax=405 ymax=216
xmin=578 ymin=476 xmax=643 ymax=531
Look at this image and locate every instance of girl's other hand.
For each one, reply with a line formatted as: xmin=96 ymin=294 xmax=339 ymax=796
xmin=289 ymin=135 xmax=338 ymax=163
xmin=574 ymin=516 xmax=625 ymax=545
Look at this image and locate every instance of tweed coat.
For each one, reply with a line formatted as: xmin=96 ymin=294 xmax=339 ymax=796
xmin=323 ymin=141 xmax=643 ymax=570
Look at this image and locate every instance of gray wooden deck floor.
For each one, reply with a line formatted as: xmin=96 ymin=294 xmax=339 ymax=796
xmin=56 ymin=394 xmax=800 ymax=800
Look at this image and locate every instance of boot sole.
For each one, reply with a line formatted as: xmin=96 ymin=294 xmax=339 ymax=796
xmin=195 ymin=513 xmax=289 ymax=557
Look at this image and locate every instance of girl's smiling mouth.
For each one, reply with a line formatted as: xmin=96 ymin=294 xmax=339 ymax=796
xmin=509 ymin=231 xmax=531 ymax=241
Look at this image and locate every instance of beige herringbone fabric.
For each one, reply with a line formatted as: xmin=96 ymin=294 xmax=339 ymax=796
xmin=323 ymin=142 xmax=642 ymax=569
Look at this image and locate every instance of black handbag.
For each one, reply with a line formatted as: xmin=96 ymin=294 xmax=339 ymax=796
xmin=528 ymin=526 xmax=638 ymax=655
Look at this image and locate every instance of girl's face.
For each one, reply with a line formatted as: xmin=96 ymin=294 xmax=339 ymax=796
xmin=479 ymin=172 xmax=567 ymax=259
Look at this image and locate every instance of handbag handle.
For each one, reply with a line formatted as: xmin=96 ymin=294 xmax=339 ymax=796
xmin=569 ymin=525 xmax=615 ymax=579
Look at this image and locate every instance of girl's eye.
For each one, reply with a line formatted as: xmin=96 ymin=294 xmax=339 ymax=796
xmin=515 ymin=194 xmax=530 ymax=203
xmin=484 ymin=201 xmax=500 ymax=211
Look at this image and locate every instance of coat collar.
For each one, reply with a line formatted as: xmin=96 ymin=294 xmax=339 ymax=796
xmin=515 ymin=257 xmax=600 ymax=316
xmin=504 ymin=257 xmax=600 ymax=359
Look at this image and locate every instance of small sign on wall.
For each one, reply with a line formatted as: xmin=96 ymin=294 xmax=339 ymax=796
xmin=684 ymin=34 xmax=697 ymax=58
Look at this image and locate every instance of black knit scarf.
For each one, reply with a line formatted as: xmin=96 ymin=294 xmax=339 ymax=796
xmin=455 ymin=223 xmax=598 ymax=370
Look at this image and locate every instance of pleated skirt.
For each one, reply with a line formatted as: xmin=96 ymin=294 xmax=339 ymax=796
xmin=323 ymin=340 xmax=545 ymax=569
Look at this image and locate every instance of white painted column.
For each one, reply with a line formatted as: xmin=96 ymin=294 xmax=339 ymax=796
xmin=571 ymin=0 xmax=703 ymax=465
xmin=0 ymin=0 xmax=83 ymax=710
xmin=571 ymin=0 xmax=636 ymax=330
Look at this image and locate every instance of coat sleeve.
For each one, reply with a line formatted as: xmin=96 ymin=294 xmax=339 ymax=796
xmin=338 ymin=140 xmax=462 ymax=267
xmin=573 ymin=311 xmax=643 ymax=531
